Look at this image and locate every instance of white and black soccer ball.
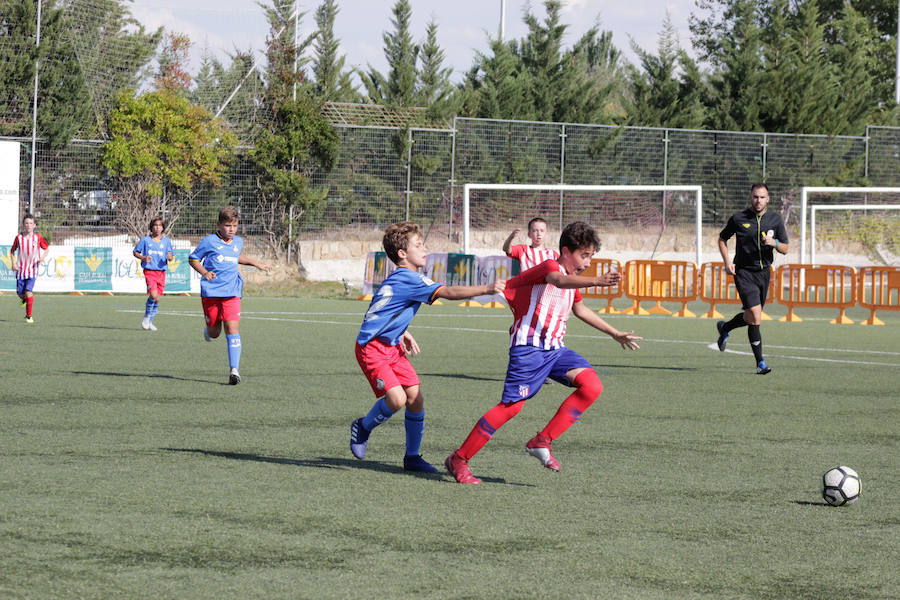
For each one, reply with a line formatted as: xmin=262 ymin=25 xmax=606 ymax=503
xmin=821 ymin=465 xmax=860 ymax=506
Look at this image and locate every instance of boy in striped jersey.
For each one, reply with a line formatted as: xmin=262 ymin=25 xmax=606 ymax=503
xmin=10 ymin=214 xmax=49 ymax=323
xmin=446 ymin=221 xmax=642 ymax=484
xmin=502 ymin=217 xmax=559 ymax=271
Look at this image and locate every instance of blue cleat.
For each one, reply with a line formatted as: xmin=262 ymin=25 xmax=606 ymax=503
xmin=757 ymin=360 xmax=771 ymax=375
xmin=403 ymin=454 xmax=439 ymax=473
xmin=350 ymin=418 xmax=370 ymax=459
xmin=716 ymin=321 xmax=728 ymax=351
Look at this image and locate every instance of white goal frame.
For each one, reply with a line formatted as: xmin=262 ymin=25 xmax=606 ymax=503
xmin=801 ymin=187 xmax=900 ymax=264
xmin=462 ymin=184 xmax=704 ymax=265
xmin=810 ymin=204 xmax=900 ymax=265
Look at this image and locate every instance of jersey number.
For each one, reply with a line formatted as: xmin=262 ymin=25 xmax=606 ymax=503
xmin=363 ymin=284 xmax=393 ymax=322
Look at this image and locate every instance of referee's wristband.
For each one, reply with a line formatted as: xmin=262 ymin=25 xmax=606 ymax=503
xmin=774 ymin=240 xmax=779 ymax=249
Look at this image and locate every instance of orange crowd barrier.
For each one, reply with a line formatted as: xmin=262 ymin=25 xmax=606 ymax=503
xmin=856 ymin=266 xmax=900 ymax=326
xmin=776 ymin=264 xmax=856 ymax=324
xmin=581 ymin=258 xmax=624 ymax=314
xmin=622 ymin=260 xmax=699 ymax=317
xmin=699 ymin=263 xmax=774 ymax=320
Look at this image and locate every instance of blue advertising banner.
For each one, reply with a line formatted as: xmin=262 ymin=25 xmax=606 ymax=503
xmin=0 ymin=244 xmax=14 ymax=290
xmin=75 ymin=246 xmax=113 ymax=291
xmin=164 ymin=249 xmax=192 ymax=293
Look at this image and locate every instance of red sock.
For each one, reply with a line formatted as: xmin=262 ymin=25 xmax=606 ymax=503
xmin=457 ymin=401 xmax=523 ymax=461
xmin=25 ymin=296 xmax=34 ymax=317
xmin=540 ymin=369 xmax=603 ymax=440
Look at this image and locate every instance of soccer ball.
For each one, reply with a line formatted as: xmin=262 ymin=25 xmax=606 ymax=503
xmin=821 ymin=466 xmax=860 ymax=506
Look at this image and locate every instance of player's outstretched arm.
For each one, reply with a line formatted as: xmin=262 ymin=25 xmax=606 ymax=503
xmin=435 ymin=279 xmax=506 ymax=301
xmin=572 ymin=301 xmax=641 ymax=350
xmin=545 ymin=270 xmax=620 ymax=290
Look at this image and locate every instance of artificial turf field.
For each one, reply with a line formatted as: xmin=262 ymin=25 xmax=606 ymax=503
xmin=1 ymin=293 xmax=898 ymax=599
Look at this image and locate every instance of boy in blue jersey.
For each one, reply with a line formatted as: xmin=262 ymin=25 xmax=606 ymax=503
xmin=133 ymin=216 xmax=174 ymax=331
xmin=189 ymin=206 xmax=271 ymax=385
xmin=351 ymin=221 xmax=506 ymax=473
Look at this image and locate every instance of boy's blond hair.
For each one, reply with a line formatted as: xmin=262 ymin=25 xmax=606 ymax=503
xmin=383 ymin=222 xmax=421 ymax=265
xmin=218 ymin=205 xmax=239 ymax=223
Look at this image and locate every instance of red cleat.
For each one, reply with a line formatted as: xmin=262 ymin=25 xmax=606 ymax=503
xmin=525 ymin=433 xmax=561 ymax=472
xmin=445 ymin=451 xmax=481 ymax=484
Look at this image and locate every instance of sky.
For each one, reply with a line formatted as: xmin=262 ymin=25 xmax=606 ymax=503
xmin=131 ymin=0 xmax=702 ymax=85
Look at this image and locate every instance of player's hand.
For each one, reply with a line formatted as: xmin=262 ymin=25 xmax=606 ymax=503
xmin=401 ymin=331 xmax=420 ymax=355
xmin=510 ymin=228 xmax=521 ymax=237
xmin=490 ymin=279 xmax=506 ymax=294
xmin=596 ymin=271 xmax=620 ymax=287
xmin=203 ymin=271 xmax=216 ymax=281
xmin=613 ymin=330 xmax=642 ymax=350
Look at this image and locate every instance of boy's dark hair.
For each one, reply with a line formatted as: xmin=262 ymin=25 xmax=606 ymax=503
xmin=527 ymin=217 xmax=547 ymax=231
xmin=750 ymin=182 xmax=769 ymax=195
xmin=559 ymin=221 xmax=600 ymax=254
xmin=148 ymin=216 xmax=167 ymax=232
xmin=22 ymin=213 xmax=35 ymax=223
xmin=218 ymin=206 xmax=239 ymax=223
xmin=383 ymin=221 xmax=421 ymax=265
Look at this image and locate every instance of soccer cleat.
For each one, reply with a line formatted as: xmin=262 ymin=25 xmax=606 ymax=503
xmin=716 ymin=320 xmax=728 ymax=351
xmin=20 ymin=297 xmax=26 ymax=306
xmin=444 ymin=451 xmax=481 ymax=484
xmin=148 ymin=322 xmax=158 ymax=331
xmin=228 ymin=368 xmax=241 ymax=385
xmin=350 ymin=418 xmax=370 ymax=459
xmin=403 ymin=454 xmax=439 ymax=473
xmin=24 ymin=316 xmax=34 ymax=324
xmin=203 ymin=326 xmax=213 ymax=342
xmin=757 ymin=360 xmax=771 ymax=375
xmin=141 ymin=316 xmax=151 ymax=330
xmin=525 ymin=432 xmax=561 ymax=472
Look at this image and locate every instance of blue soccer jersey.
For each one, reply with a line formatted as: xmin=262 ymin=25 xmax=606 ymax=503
xmin=133 ymin=235 xmax=174 ymax=271
xmin=356 ymin=267 xmax=443 ymax=346
xmin=190 ymin=233 xmax=245 ymax=298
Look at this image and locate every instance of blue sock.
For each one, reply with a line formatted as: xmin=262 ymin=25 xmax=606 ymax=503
xmin=149 ymin=299 xmax=159 ymax=321
xmin=226 ymin=334 xmax=241 ymax=369
xmin=404 ymin=409 xmax=425 ymax=456
xmin=361 ymin=397 xmax=395 ymax=432
xmin=144 ymin=297 xmax=154 ymax=317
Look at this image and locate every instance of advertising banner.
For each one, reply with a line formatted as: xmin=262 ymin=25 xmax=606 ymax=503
xmin=445 ymin=253 xmax=476 ymax=286
xmin=0 ymin=244 xmax=14 ymax=290
xmin=362 ymin=251 xmax=396 ymax=296
xmin=164 ymin=249 xmax=193 ymax=293
xmin=474 ymin=255 xmax=514 ymax=303
xmin=74 ymin=246 xmax=113 ymax=291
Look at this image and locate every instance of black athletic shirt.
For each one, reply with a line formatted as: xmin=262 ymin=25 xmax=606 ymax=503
xmin=719 ymin=208 xmax=788 ymax=272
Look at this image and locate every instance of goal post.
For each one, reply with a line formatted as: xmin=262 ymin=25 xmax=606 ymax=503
xmin=801 ymin=187 xmax=900 ymax=264
xmin=810 ymin=205 xmax=900 ymax=265
xmin=462 ymin=184 xmax=704 ymax=265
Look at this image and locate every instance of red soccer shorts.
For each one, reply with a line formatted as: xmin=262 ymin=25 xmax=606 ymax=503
xmin=355 ymin=339 xmax=420 ymax=397
xmin=143 ymin=269 xmax=166 ymax=295
xmin=201 ymin=296 xmax=241 ymax=327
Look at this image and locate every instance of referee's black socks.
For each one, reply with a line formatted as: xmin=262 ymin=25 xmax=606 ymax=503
xmin=722 ymin=313 xmax=747 ymax=333
xmin=748 ymin=324 xmax=764 ymax=363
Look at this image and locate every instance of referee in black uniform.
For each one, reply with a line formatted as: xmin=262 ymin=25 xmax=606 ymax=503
xmin=716 ymin=183 xmax=789 ymax=374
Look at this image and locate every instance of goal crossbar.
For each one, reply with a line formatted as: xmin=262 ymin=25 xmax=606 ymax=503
xmin=462 ymin=184 xmax=703 ymax=265
xmin=810 ymin=204 xmax=900 ymax=265
xmin=801 ymin=187 xmax=900 ymax=264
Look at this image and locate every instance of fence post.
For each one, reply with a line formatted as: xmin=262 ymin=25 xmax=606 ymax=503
xmin=559 ymin=124 xmax=566 ymax=232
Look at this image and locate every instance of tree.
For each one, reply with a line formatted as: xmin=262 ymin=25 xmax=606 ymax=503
xmin=101 ymin=89 xmax=238 ymax=240
xmin=459 ymin=39 xmax=531 ymax=119
xmin=192 ymin=50 xmax=267 ymax=144
xmin=311 ymin=0 xmax=358 ymax=102
xmin=259 ymin=0 xmax=316 ymax=107
xmin=360 ymin=0 xmax=418 ymax=107
xmin=156 ymin=32 xmax=192 ymax=92
xmin=416 ymin=19 xmax=456 ymax=120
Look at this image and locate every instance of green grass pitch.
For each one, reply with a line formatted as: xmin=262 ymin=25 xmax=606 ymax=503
xmin=1 ymin=294 xmax=898 ymax=599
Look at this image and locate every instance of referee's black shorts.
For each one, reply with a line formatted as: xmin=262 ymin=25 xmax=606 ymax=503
xmin=733 ymin=267 xmax=770 ymax=309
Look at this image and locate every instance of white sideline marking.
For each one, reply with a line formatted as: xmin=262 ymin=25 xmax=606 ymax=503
xmin=115 ymin=308 xmax=900 ymax=367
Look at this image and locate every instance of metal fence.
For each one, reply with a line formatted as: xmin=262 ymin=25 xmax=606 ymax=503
xmin=7 ymin=118 xmax=900 ymax=250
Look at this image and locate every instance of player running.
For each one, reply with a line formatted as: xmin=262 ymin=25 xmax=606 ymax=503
xmin=446 ymin=221 xmax=641 ymax=484
xmin=133 ymin=216 xmax=174 ymax=331
xmin=502 ymin=217 xmax=559 ymax=271
xmin=350 ymin=221 xmax=506 ymax=473
xmin=10 ymin=214 xmax=49 ymax=324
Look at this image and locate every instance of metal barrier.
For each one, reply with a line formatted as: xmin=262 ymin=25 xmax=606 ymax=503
xmin=776 ymin=264 xmax=857 ymax=324
xmin=623 ymin=260 xmax=699 ymax=317
xmin=857 ymin=266 xmax=900 ymax=326
xmin=699 ymin=263 xmax=774 ymax=320
xmin=581 ymin=258 xmax=624 ymax=314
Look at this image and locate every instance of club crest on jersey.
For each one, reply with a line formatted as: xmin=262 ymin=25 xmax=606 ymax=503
xmin=376 ymin=378 xmax=385 ymax=391
xmin=518 ymin=384 xmax=530 ymax=398
xmin=742 ymin=223 xmax=751 ymax=228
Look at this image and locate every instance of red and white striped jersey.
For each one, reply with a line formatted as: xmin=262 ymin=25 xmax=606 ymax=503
xmin=503 ymin=259 xmax=583 ymax=350
xmin=507 ymin=244 xmax=559 ymax=271
xmin=10 ymin=232 xmax=49 ymax=279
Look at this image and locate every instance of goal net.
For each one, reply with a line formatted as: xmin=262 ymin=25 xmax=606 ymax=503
xmin=462 ymin=184 xmax=703 ymax=265
xmin=801 ymin=187 xmax=900 ymax=265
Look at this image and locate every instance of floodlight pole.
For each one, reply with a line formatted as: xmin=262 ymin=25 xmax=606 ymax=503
xmin=29 ymin=0 xmax=42 ymax=215
xmin=499 ymin=0 xmax=506 ymax=41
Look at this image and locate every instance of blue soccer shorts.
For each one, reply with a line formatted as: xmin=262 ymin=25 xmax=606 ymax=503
xmin=16 ymin=277 xmax=37 ymax=295
xmin=500 ymin=345 xmax=592 ymax=404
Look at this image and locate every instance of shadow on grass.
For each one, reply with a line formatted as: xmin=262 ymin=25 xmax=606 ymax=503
xmin=73 ymin=371 xmax=223 ymax=384
xmin=163 ymin=447 xmax=533 ymax=486
xmin=419 ymin=372 xmax=505 ymax=382
xmin=592 ymin=363 xmax=699 ymax=372
xmin=793 ymin=500 xmax=833 ymax=507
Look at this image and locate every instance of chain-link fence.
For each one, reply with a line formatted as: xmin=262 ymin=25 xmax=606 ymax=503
xmin=6 ymin=118 xmax=900 ymax=252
